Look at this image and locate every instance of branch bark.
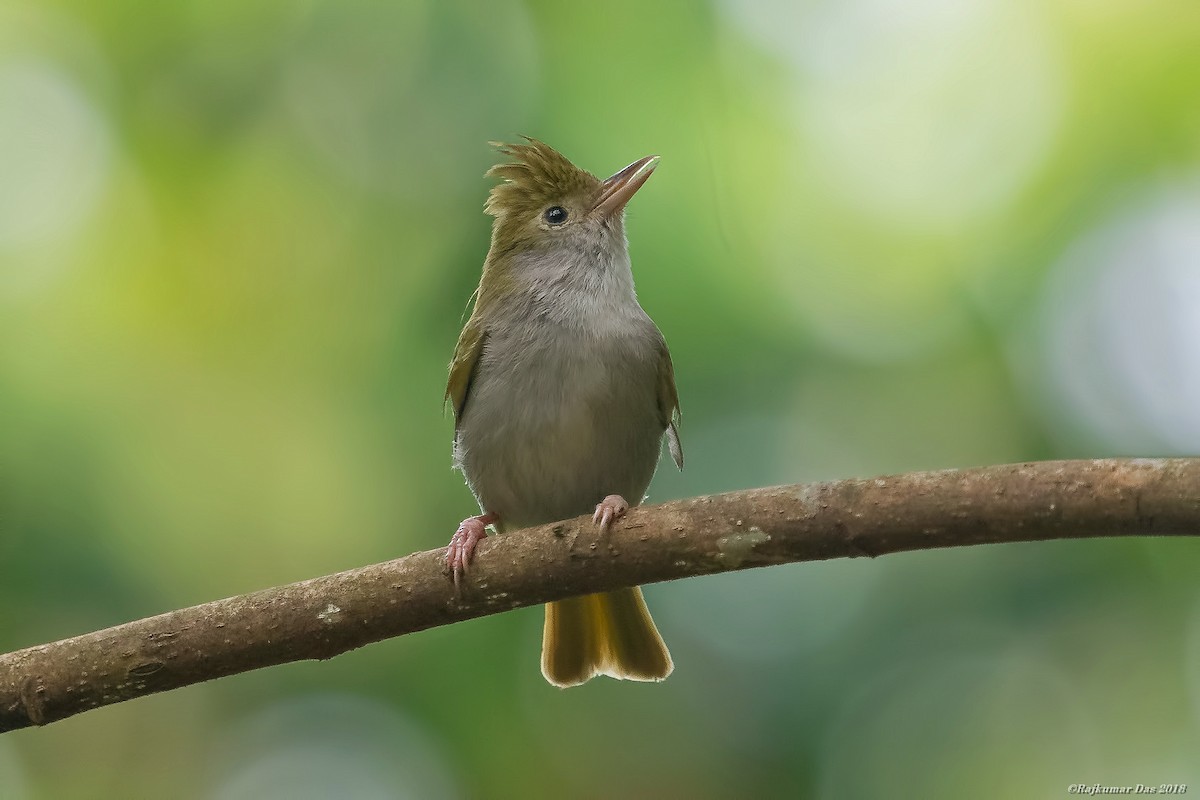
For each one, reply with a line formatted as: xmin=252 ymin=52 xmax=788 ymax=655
xmin=3 ymin=458 xmax=1198 ymax=732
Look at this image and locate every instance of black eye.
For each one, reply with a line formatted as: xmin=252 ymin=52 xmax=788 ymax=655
xmin=544 ymin=206 xmax=568 ymax=225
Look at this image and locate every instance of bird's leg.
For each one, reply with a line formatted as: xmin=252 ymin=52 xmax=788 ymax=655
xmin=592 ymin=494 xmax=630 ymax=532
xmin=446 ymin=511 xmax=499 ymax=591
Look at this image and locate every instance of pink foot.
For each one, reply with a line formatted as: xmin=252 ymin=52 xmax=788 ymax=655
xmin=446 ymin=512 xmax=498 ymax=591
xmin=592 ymin=494 xmax=630 ymax=532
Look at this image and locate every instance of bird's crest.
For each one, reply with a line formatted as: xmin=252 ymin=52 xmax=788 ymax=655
xmin=484 ymin=138 xmax=600 ymax=218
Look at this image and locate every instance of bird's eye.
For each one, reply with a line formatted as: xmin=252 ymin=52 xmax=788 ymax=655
xmin=544 ymin=206 xmax=568 ymax=225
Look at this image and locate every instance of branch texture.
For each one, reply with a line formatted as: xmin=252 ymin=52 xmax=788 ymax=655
xmin=3 ymin=458 xmax=1198 ymax=732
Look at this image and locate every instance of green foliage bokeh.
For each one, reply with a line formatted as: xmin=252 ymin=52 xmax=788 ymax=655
xmin=2 ymin=1 xmax=1199 ymax=797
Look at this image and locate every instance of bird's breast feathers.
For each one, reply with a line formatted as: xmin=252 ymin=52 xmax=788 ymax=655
xmin=454 ymin=318 xmax=666 ymax=527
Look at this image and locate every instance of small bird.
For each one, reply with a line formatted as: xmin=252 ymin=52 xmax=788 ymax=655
xmin=444 ymin=138 xmax=683 ymax=688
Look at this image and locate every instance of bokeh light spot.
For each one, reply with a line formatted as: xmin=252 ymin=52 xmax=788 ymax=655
xmin=211 ymin=694 xmax=460 ymax=800
xmin=0 ymin=59 xmax=110 ymax=251
xmin=1034 ymin=181 xmax=1200 ymax=453
xmin=797 ymin=0 xmax=1063 ymax=230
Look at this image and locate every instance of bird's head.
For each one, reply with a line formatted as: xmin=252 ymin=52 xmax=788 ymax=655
xmin=479 ymin=139 xmax=658 ymax=295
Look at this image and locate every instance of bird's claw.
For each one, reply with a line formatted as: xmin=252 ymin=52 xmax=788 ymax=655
xmin=592 ymin=494 xmax=630 ymax=532
xmin=446 ymin=514 xmax=494 ymax=592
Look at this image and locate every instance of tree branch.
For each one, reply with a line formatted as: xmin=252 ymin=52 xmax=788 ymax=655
xmin=3 ymin=458 xmax=1198 ymax=732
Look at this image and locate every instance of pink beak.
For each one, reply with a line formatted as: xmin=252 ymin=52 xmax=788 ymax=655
xmin=593 ymin=155 xmax=660 ymax=218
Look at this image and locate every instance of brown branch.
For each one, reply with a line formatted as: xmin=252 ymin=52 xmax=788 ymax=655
xmin=3 ymin=458 xmax=1198 ymax=732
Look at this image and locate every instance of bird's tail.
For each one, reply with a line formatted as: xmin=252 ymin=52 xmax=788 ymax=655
xmin=541 ymin=587 xmax=673 ymax=688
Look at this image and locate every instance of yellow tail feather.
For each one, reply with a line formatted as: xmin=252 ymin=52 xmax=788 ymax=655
xmin=541 ymin=587 xmax=673 ymax=688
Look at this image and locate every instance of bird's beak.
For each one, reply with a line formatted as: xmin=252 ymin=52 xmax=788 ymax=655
xmin=593 ymin=155 xmax=660 ymax=218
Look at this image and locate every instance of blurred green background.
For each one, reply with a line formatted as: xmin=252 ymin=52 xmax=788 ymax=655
xmin=2 ymin=0 xmax=1199 ymax=797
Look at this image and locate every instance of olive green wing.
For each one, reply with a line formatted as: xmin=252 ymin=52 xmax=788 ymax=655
xmin=445 ymin=318 xmax=487 ymax=427
xmin=657 ymin=340 xmax=684 ymax=470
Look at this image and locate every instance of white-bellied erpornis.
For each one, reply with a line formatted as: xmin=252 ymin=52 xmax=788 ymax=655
xmin=444 ymin=138 xmax=683 ymax=687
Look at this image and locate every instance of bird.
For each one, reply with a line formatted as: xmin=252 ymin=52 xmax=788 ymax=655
xmin=443 ymin=137 xmax=683 ymax=688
